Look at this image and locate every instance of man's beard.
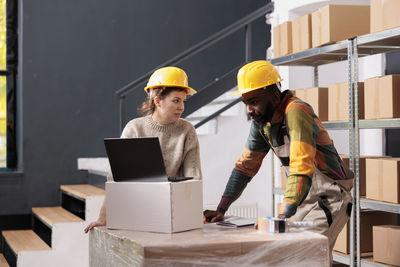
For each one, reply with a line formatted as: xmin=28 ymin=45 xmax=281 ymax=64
xmin=254 ymin=103 xmax=275 ymax=126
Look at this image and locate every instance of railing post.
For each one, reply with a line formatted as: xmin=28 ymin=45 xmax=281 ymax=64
xmin=245 ymin=24 xmax=252 ymax=63
xmin=119 ymin=96 xmax=126 ymax=134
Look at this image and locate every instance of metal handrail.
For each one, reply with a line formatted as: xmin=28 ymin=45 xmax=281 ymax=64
xmin=194 ymin=97 xmax=242 ymax=129
xmin=115 ymin=3 xmax=273 ymax=98
xmin=117 ymin=3 xmax=274 ymax=131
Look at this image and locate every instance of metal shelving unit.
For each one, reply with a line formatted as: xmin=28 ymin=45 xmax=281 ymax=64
xmin=361 ymin=199 xmax=400 ymax=214
xmin=270 ymin=26 xmax=400 ymax=267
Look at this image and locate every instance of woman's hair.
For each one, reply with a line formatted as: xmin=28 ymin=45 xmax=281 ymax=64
xmin=138 ymin=87 xmax=187 ymax=116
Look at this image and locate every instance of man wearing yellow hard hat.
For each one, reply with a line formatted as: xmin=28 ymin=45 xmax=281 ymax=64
xmin=204 ymin=60 xmax=354 ymax=258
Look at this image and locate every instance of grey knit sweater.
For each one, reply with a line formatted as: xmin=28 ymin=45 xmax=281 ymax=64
xmin=108 ymin=115 xmax=202 ymax=180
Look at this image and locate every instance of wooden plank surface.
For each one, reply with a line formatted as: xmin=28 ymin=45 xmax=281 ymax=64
xmin=2 ymin=230 xmax=51 ymax=254
xmin=0 ymin=253 xmax=9 ymax=267
xmin=32 ymin=207 xmax=83 ymax=227
xmin=60 ymin=184 xmax=105 ymax=199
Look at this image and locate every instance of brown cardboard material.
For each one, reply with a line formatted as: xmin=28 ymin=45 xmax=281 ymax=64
xmin=294 ymin=89 xmax=305 ymax=100
xmin=328 ymin=83 xmax=341 ymax=121
xmin=280 ymin=166 xmax=287 ymax=189
xmin=334 ymin=211 xmax=398 ymax=254
xmin=340 ymin=155 xmax=390 ymax=197
xmin=312 ymin=5 xmax=370 ymax=48
xmin=365 ymin=75 xmax=400 ymax=120
xmin=373 ymin=225 xmax=400 ymax=266
xmin=379 ymin=75 xmax=400 ymax=119
xmin=382 ymin=158 xmax=400 ymax=203
xmin=366 ymin=158 xmax=400 ymax=204
xmin=295 ymin=87 xmax=328 ymax=121
xmin=273 ymin=25 xmax=280 ymax=58
xmin=364 ymin=76 xmax=380 ymax=120
xmin=371 ymin=0 xmax=400 ymax=33
xmin=328 ymin=82 xmax=364 ymax=121
xmin=292 ymin=14 xmax=312 ymax=53
xmin=273 ymin=22 xmax=293 ymax=58
xmin=366 ymin=158 xmax=383 ymax=201
xmin=306 ymin=87 xmax=328 ymax=121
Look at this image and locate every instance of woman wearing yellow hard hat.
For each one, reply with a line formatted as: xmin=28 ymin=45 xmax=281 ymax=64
xmin=84 ymin=66 xmax=202 ymax=233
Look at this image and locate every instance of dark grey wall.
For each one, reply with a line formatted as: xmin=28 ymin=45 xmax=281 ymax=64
xmin=0 ymin=0 xmax=269 ymax=215
xmin=385 ymin=51 xmax=400 ymax=157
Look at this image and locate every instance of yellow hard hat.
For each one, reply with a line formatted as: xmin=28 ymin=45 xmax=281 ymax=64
xmin=144 ymin=66 xmax=197 ymax=95
xmin=232 ymin=60 xmax=283 ymax=95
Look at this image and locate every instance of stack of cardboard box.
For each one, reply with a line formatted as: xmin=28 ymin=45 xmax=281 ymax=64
xmin=273 ymin=1 xmax=400 ymax=59
xmin=273 ymin=4 xmax=370 ymax=58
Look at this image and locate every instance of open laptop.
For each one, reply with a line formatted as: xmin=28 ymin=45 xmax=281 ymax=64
xmin=104 ymin=137 xmax=193 ymax=182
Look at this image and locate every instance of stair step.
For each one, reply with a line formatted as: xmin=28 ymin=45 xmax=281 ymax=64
xmin=32 ymin=207 xmax=83 ymax=228
xmin=2 ymin=230 xmax=51 ymax=254
xmin=0 ymin=253 xmax=9 ymax=267
xmin=60 ymin=184 xmax=105 ymax=201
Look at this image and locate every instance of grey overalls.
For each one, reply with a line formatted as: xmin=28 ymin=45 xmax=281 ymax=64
xmin=262 ymin=121 xmax=354 ymax=254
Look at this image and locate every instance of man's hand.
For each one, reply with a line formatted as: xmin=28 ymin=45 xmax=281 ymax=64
xmin=277 ymin=214 xmax=289 ymax=219
xmin=203 ymin=210 xmax=224 ymax=223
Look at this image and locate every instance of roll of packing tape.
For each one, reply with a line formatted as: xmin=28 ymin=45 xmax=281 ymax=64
xmin=258 ymin=217 xmax=288 ymax=233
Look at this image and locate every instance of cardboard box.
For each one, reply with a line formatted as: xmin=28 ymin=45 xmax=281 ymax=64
xmin=106 ymin=180 xmax=203 ymax=233
xmin=306 ymin=87 xmax=328 ymax=121
xmin=292 ymin=14 xmax=312 ymax=53
xmin=340 ymin=155 xmax=390 ymax=197
xmin=366 ymin=158 xmax=400 ymax=204
xmin=280 ymin=166 xmax=287 ymax=189
xmin=294 ymin=87 xmax=328 ymax=121
xmin=365 ymin=75 xmax=400 ymax=120
xmin=328 ymin=82 xmax=364 ymax=121
xmin=293 ymin=89 xmax=304 ymax=100
xmin=273 ymin=21 xmax=292 ymax=58
xmin=373 ymin=225 xmax=400 ymax=266
xmin=312 ymin=5 xmax=370 ymax=48
xmin=371 ymin=0 xmax=400 ymax=33
xmin=364 ymin=76 xmax=380 ymax=120
xmin=334 ymin=211 xmax=398 ymax=254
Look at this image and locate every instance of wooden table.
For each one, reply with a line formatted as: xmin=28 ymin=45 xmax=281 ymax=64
xmin=89 ymin=224 xmax=329 ymax=266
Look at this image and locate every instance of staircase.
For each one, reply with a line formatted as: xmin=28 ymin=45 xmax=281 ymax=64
xmin=186 ymin=87 xmax=243 ymax=135
xmin=0 ymin=185 xmax=105 ymax=267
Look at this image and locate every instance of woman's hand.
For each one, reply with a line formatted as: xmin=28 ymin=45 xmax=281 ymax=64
xmin=84 ymin=218 xmax=106 ymax=234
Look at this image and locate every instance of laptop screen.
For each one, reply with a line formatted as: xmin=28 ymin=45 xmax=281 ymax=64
xmin=104 ymin=137 xmax=168 ymax=182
